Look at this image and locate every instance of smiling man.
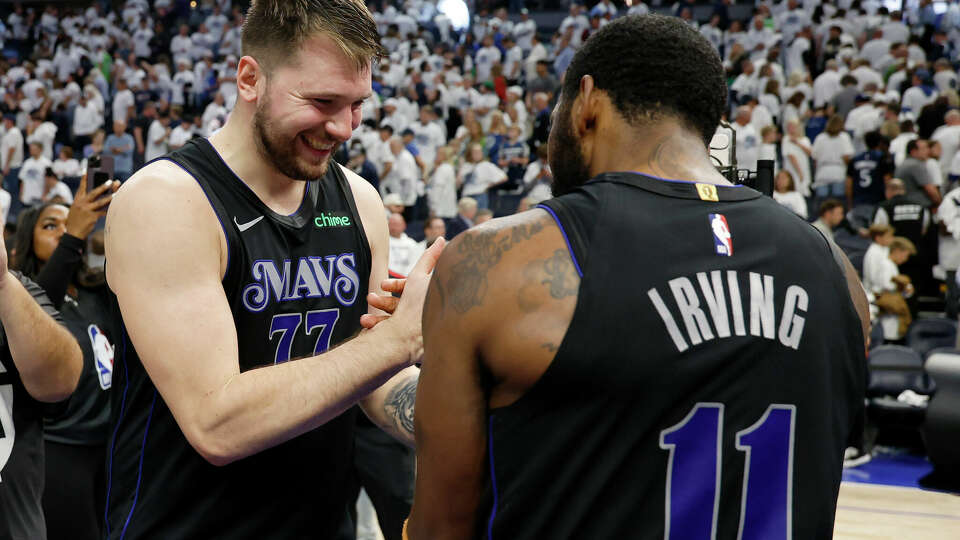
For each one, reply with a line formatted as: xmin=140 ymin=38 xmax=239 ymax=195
xmin=103 ymin=1 xmax=441 ymax=538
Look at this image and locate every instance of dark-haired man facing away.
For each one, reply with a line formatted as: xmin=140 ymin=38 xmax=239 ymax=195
xmin=104 ymin=1 xmax=442 ymax=538
xmin=408 ymin=14 xmax=869 ymax=540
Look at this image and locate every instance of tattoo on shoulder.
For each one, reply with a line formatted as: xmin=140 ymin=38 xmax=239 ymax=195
xmin=518 ymin=248 xmax=580 ymax=312
xmin=447 ymin=218 xmax=546 ymax=314
xmin=541 ymin=249 xmax=579 ymax=299
xmin=384 ymin=375 xmax=418 ymax=437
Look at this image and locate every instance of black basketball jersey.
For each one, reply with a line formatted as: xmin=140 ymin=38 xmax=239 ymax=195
xmin=482 ymin=172 xmax=866 ymax=540
xmin=44 ymin=286 xmax=114 ymax=446
xmin=105 ymin=138 xmax=371 ymax=539
xmin=0 ymin=273 xmax=62 ymax=540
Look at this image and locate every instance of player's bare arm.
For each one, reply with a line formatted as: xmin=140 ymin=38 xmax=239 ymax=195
xmin=343 ymin=164 xmax=437 ymax=447
xmin=0 ymin=255 xmax=81 ymax=403
xmin=406 ymin=209 xmax=579 ymax=539
xmin=106 ymin=160 xmax=436 ymax=466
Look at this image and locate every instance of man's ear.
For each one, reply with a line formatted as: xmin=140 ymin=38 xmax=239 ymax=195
xmin=574 ymin=75 xmax=598 ymax=137
xmin=236 ymin=56 xmax=262 ymax=105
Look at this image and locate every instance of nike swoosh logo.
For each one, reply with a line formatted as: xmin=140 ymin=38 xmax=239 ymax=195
xmin=234 ymin=215 xmax=265 ymax=232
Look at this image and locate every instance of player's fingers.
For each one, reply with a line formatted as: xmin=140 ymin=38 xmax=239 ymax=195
xmin=77 ymin=171 xmax=88 ymax=195
xmin=380 ymin=278 xmax=406 ymax=294
xmin=367 ymin=293 xmax=400 ymax=314
xmin=89 ymin=179 xmax=114 ymax=199
xmin=360 ymin=313 xmax=390 ymax=329
xmin=409 ymin=237 xmax=446 ymax=277
xmin=89 ymin=192 xmax=115 ymax=211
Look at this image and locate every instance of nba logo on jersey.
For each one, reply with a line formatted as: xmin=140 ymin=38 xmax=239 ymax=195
xmin=709 ymin=213 xmax=733 ymax=256
xmin=88 ymin=325 xmax=114 ymax=390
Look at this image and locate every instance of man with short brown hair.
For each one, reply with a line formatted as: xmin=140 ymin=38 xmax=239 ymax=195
xmin=104 ymin=1 xmax=442 ymax=537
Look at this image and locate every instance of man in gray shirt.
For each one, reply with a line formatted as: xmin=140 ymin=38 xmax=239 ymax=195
xmin=894 ymin=138 xmax=942 ymax=207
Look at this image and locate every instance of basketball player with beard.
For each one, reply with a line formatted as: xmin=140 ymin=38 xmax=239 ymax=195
xmin=406 ymin=15 xmax=870 ymax=539
xmin=103 ymin=1 xmax=442 ymax=538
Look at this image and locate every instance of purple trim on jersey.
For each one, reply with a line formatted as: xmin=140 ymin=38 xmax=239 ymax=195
xmin=120 ymin=390 xmax=158 ymax=540
xmin=487 ymin=416 xmax=499 ymax=540
xmin=536 ymin=204 xmax=584 ymax=278
xmin=606 ymin=171 xmax=745 ymax=187
xmin=104 ymin=323 xmax=131 ymax=536
xmin=161 ymin=158 xmax=232 ymax=279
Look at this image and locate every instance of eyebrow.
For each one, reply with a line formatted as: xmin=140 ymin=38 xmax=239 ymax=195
xmin=309 ymin=93 xmax=373 ymax=103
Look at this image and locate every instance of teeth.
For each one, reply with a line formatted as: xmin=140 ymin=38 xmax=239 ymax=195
xmin=303 ymin=135 xmax=333 ymax=151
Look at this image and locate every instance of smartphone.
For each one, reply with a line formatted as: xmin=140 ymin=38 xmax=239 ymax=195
xmin=86 ymin=155 xmax=115 ymax=191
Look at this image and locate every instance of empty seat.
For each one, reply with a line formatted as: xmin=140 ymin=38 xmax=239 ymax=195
xmin=906 ymin=318 xmax=958 ymax=359
xmin=921 ymin=351 xmax=960 ymax=481
xmin=867 ymin=345 xmax=930 ymax=397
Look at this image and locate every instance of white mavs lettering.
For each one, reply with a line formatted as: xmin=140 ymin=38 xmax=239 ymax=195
xmin=647 ymin=271 xmax=808 ymax=353
xmin=242 ymin=253 xmax=360 ymax=312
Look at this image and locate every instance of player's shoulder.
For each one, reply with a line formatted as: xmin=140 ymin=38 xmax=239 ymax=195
xmin=107 ymin=158 xmax=220 ymax=234
xmin=437 ymin=208 xmax=568 ymax=308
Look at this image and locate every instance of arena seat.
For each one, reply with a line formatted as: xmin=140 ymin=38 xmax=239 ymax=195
xmin=906 ymin=318 xmax=958 ymax=359
xmin=866 ymin=345 xmax=931 ymax=450
xmin=869 ymin=320 xmax=885 ymax=350
xmin=867 ymin=345 xmax=930 ymax=397
xmin=920 ymin=351 xmax=960 ymax=483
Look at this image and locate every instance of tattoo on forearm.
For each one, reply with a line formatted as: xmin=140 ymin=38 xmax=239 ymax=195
xmin=384 ymin=375 xmax=418 ymax=436
xmin=447 ymin=219 xmax=546 ymax=313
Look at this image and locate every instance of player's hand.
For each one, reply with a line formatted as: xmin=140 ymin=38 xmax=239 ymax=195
xmin=65 ymin=172 xmax=118 ymax=240
xmin=360 ymin=278 xmax=406 ymax=329
xmin=377 ymin=238 xmax=446 ymax=366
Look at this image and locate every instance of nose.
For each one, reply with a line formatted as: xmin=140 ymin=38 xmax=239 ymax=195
xmin=325 ymin=105 xmax=355 ymax=143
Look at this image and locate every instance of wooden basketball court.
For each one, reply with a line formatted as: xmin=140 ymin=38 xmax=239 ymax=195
xmin=835 ymin=482 xmax=960 ymax=539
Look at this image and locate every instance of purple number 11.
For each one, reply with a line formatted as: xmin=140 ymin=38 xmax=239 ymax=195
xmin=659 ymin=403 xmax=796 ymax=540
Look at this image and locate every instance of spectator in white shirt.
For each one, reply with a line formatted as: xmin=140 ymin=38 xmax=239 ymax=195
xmin=773 ymin=170 xmax=808 ymax=218
xmin=474 ymin=35 xmax=502 ymax=84
xmin=201 ymin=92 xmax=228 ymax=136
xmin=132 ymin=19 xmax=154 ymax=60
xmin=901 ymin=69 xmax=939 ymax=117
xmin=168 ymin=116 xmax=195 ymax=150
xmin=731 ymin=106 xmax=760 ymax=173
xmin=387 ymin=212 xmax=421 ymax=277
xmin=427 ymin=146 xmax=458 ymax=219
xmin=52 ymin=147 xmax=82 ymax=180
xmin=72 ymin=93 xmax=103 ymax=151
xmin=41 ymin=167 xmax=73 ymax=204
xmin=513 ymin=10 xmax=537 ymax=53
xmin=113 ymin=77 xmax=136 ymax=125
xmin=812 ymin=60 xmax=843 ymax=108
xmin=812 ymin=114 xmax=855 ymax=200
xmin=381 ymin=136 xmax=419 ymax=209
xmin=458 ymin=143 xmax=507 ymax=210
xmin=1 ymin=115 xmax=25 ymax=182
xmin=25 ymin=112 xmax=57 ymax=161
xmin=145 ymin=111 xmax=172 ymax=162
xmin=170 ymin=24 xmax=193 ymax=65
xmin=19 ymin=142 xmax=53 ymax=205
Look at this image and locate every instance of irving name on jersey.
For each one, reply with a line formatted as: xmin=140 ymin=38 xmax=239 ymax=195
xmin=647 ymin=270 xmax=809 ymax=353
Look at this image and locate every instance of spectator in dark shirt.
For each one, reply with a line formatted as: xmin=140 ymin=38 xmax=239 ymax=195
xmin=894 ymin=138 xmax=941 ymax=207
xmin=527 ymin=60 xmax=559 ymax=100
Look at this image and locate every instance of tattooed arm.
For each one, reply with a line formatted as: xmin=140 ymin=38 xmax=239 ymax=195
xmin=406 ymin=209 xmax=580 ymax=539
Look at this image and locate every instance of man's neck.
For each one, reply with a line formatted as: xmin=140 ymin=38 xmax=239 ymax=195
xmin=589 ymin=123 xmax=731 ymax=186
xmin=208 ymin=107 xmax=307 ymax=215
